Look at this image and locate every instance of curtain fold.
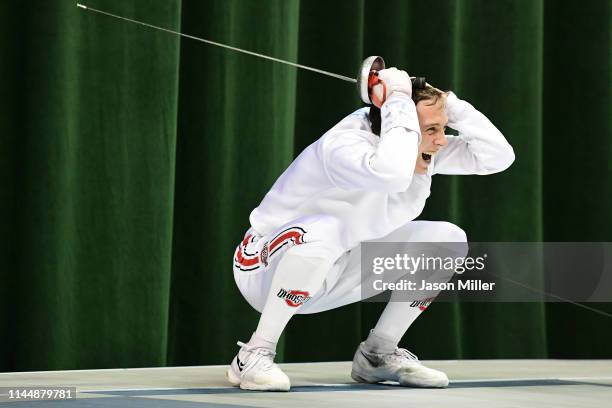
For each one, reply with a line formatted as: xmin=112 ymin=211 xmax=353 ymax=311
xmin=1 ymin=0 xmax=181 ymax=370
xmin=0 ymin=0 xmax=609 ymax=371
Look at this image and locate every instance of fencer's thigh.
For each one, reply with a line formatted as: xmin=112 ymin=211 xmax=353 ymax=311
xmin=296 ymin=220 xmax=467 ymax=314
xmin=232 ymin=215 xmax=348 ymax=313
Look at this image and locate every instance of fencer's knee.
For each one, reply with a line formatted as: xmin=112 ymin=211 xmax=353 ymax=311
xmin=442 ymin=222 xmax=468 ymax=259
xmin=422 ymin=222 xmax=468 ymax=259
xmin=433 ymin=221 xmax=467 ymax=243
xmin=442 ymin=221 xmax=467 ymax=242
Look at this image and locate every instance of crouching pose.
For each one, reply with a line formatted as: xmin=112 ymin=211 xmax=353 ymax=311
xmin=228 ymin=68 xmax=514 ymax=390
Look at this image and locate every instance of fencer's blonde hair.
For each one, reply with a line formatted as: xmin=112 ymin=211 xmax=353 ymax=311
xmin=412 ymin=85 xmax=448 ymax=106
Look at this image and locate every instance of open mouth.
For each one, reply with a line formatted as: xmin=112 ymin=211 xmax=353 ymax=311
xmin=421 ymin=152 xmax=433 ymax=163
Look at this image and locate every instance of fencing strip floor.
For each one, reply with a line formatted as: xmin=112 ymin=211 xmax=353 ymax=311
xmin=1 ymin=359 xmax=611 ymax=407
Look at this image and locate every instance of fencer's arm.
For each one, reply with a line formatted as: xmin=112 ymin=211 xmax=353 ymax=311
xmin=322 ymin=94 xmax=420 ymax=192
xmin=433 ymin=92 xmax=515 ymax=175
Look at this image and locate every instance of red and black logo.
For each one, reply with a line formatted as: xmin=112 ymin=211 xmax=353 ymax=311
xmin=410 ymin=297 xmax=433 ymax=311
xmin=234 ymin=226 xmax=306 ymax=272
xmin=277 ymin=288 xmax=311 ymax=307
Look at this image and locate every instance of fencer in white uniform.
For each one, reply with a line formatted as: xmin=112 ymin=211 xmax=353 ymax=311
xmin=227 ymin=68 xmax=515 ymax=391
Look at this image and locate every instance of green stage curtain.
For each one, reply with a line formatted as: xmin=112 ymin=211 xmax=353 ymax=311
xmin=1 ymin=0 xmax=610 ymax=371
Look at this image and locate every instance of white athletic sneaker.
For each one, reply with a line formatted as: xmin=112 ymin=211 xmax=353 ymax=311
xmin=226 ymin=341 xmax=291 ymax=391
xmin=351 ymin=342 xmax=449 ymax=388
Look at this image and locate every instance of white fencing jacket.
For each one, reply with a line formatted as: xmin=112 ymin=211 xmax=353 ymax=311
xmin=249 ymin=92 xmax=515 ymax=250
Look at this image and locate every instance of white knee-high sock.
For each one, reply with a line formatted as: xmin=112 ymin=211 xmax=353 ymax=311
xmin=370 ymin=296 xmax=429 ymax=348
xmin=366 ymin=287 xmax=436 ymax=352
xmin=253 ymin=250 xmax=331 ymax=349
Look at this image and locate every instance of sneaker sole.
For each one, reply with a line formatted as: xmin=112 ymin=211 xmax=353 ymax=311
xmin=398 ymin=375 xmax=449 ymax=388
xmin=240 ymin=380 xmax=290 ymax=392
xmin=351 ymin=369 xmax=384 ymax=384
xmin=352 ymin=368 xmax=448 ymax=388
xmin=226 ymin=367 xmax=241 ymax=387
xmin=226 ymin=368 xmax=290 ymax=391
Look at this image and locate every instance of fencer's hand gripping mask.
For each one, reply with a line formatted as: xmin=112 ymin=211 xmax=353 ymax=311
xmin=357 ymin=56 xmax=427 ymax=106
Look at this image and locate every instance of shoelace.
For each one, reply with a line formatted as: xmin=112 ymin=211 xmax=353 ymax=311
xmin=392 ymin=347 xmax=421 ymax=364
xmin=236 ymin=341 xmax=276 ymax=372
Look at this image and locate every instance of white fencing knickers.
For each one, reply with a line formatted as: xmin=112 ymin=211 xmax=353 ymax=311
xmin=233 ymin=216 xmax=467 ymax=315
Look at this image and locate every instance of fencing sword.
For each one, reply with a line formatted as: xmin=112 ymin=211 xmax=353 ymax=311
xmin=75 ymin=3 xmax=426 ymax=105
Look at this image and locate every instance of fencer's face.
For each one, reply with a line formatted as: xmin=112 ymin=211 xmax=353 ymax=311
xmin=415 ymin=98 xmax=448 ymax=174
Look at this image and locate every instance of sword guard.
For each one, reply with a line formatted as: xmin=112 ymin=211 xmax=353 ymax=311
xmin=357 ymin=56 xmax=427 ymax=106
xmin=357 ymin=56 xmax=385 ymax=105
